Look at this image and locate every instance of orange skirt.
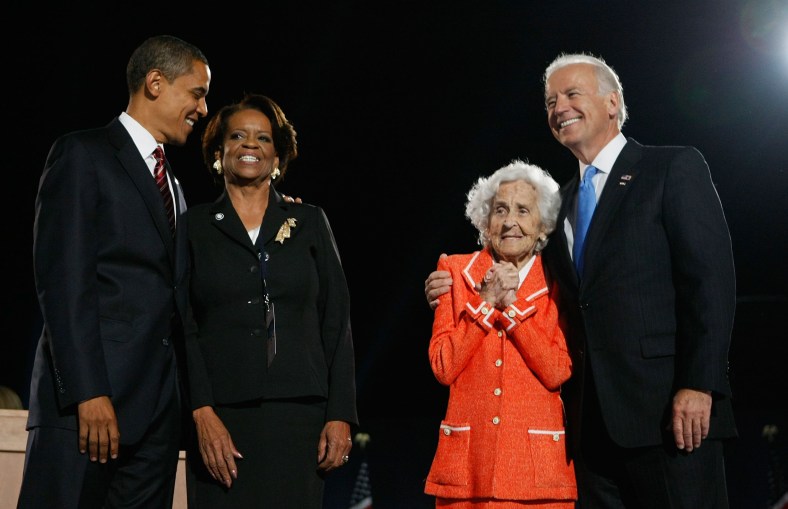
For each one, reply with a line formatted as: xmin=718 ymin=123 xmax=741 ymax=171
xmin=436 ymin=498 xmax=574 ymax=509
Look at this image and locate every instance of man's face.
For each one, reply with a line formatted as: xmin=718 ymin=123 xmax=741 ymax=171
xmin=544 ymin=63 xmax=618 ymax=161
xmin=157 ymin=60 xmax=211 ymax=147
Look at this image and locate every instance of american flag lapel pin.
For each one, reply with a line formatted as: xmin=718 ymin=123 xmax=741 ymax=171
xmin=619 ymin=174 xmax=632 ymax=186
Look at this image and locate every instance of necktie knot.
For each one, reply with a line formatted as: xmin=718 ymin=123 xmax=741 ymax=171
xmin=574 ymin=165 xmax=598 ymax=277
xmin=153 ymin=146 xmax=166 ymax=174
xmin=581 ymin=165 xmax=598 ymax=185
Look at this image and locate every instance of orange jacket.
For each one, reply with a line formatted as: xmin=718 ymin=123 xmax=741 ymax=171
xmin=425 ymin=249 xmax=576 ymax=502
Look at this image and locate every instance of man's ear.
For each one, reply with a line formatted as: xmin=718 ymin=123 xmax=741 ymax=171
xmin=146 ymin=70 xmax=163 ymax=97
xmin=607 ymin=91 xmax=620 ymax=119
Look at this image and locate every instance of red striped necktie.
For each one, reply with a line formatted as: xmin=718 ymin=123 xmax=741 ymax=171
xmin=153 ymin=146 xmax=175 ymax=235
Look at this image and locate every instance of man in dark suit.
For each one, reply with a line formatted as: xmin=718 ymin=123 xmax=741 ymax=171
xmin=426 ymin=53 xmax=737 ymax=508
xmin=19 ymin=35 xmax=211 ymax=509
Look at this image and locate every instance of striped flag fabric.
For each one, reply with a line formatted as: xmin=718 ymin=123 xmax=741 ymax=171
xmin=348 ymin=433 xmax=372 ymax=509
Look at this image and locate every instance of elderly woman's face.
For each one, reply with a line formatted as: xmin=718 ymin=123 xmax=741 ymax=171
xmin=486 ymin=180 xmax=546 ymax=267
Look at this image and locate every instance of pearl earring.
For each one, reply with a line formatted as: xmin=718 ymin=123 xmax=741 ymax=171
xmin=212 ymin=159 xmax=223 ymax=175
xmin=271 ymin=167 xmax=281 ymax=180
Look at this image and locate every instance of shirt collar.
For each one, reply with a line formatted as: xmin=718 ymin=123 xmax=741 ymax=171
xmin=577 ymin=132 xmax=627 ymax=175
xmin=119 ymin=111 xmax=160 ymax=160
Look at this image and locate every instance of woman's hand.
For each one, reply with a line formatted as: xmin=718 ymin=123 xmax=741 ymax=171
xmin=477 ymin=262 xmax=519 ymax=309
xmin=193 ymin=406 xmax=243 ymax=488
xmin=316 ymin=420 xmax=352 ymax=473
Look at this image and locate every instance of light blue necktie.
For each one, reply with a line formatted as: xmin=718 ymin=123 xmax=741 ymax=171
xmin=573 ymin=165 xmax=598 ymax=276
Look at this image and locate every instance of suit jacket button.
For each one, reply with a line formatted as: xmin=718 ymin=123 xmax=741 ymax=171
xmin=162 ymin=338 xmax=169 ymax=346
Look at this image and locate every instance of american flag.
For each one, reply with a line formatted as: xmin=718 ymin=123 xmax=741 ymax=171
xmin=764 ymin=424 xmax=787 ymax=509
xmin=348 ymin=433 xmax=373 ymax=509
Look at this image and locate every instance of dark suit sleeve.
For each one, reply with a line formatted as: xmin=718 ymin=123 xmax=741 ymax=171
xmin=314 ymin=207 xmax=358 ymax=425
xmin=180 ymin=207 xmax=215 ymax=411
xmin=183 ymin=289 xmax=214 ymax=410
xmin=34 ymin=136 xmax=112 ymax=409
xmin=662 ymin=147 xmax=735 ymax=396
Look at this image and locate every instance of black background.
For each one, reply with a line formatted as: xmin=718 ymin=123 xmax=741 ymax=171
xmin=4 ymin=1 xmax=787 ymax=507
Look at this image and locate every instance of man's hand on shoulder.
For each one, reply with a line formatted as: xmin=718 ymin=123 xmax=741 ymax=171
xmin=425 ymin=253 xmax=452 ymax=310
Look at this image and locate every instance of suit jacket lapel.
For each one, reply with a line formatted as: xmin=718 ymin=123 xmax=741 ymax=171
xmin=549 ymin=177 xmax=581 ymax=293
xmin=257 ymin=188 xmax=291 ymax=248
xmin=172 ymin=176 xmax=189 ymax=279
xmin=581 ymin=138 xmax=644 ymax=282
xmin=109 ymin=119 xmax=175 ymax=257
xmin=208 ymin=192 xmax=258 ymax=255
xmin=461 ymin=249 xmax=494 ymax=293
xmin=208 ymin=187 xmax=293 ymax=254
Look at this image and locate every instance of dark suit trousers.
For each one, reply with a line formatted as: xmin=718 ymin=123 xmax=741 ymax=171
xmin=575 ymin=371 xmax=729 ymax=509
xmin=17 ymin=368 xmax=181 ymax=509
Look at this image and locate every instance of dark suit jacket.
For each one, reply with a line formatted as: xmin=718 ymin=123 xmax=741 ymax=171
xmin=30 ymin=117 xmax=190 ymax=445
xmin=543 ymin=138 xmax=737 ymax=449
xmin=184 ymin=189 xmax=358 ymax=426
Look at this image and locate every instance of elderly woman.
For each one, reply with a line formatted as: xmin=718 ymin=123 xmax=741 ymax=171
xmin=424 ymin=159 xmax=576 ymax=508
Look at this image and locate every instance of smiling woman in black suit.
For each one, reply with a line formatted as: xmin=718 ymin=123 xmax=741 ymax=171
xmin=183 ymin=93 xmax=358 ymax=509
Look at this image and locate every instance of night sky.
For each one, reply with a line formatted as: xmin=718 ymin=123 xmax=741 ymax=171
xmin=5 ymin=1 xmax=787 ymax=507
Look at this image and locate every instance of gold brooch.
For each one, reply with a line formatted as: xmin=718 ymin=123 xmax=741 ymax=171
xmin=275 ymin=218 xmax=297 ymax=244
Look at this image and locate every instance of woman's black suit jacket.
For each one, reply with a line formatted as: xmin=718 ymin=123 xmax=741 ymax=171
xmin=184 ymin=189 xmax=358 ymax=426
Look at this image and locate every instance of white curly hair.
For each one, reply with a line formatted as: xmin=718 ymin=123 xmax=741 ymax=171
xmin=465 ymin=159 xmax=561 ymax=252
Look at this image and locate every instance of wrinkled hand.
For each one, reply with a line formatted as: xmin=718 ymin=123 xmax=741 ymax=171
xmin=476 ymin=262 xmax=519 ymax=309
xmin=282 ymin=194 xmax=303 ymax=204
xmin=671 ymin=388 xmax=712 ymax=452
xmin=317 ymin=420 xmax=352 ymax=473
xmin=78 ymin=396 xmax=120 ymax=463
xmin=193 ymin=406 xmax=243 ymax=487
xmin=425 ymin=254 xmax=451 ymax=310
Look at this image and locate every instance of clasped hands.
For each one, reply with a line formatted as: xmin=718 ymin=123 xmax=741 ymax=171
xmin=476 ymin=261 xmax=519 ymax=310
